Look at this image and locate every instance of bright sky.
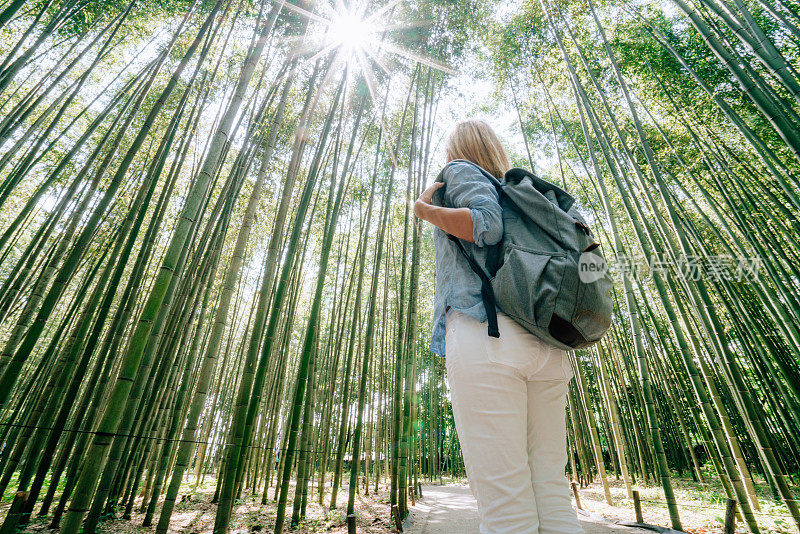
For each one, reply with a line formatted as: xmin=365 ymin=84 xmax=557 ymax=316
xmin=435 ymin=55 xmax=537 ymax=172
xmin=428 ymin=0 xmax=561 ymax=182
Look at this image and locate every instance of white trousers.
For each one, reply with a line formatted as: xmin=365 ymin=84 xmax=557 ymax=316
xmin=445 ymin=309 xmax=583 ymax=534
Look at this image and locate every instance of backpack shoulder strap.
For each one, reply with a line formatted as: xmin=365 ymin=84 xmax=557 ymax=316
xmin=446 ymin=234 xmax=500 ymax=338
xmin=441 ymin=159 xmax=503 ymax=275
xmin=435 ymin=160 xmax=502 ymax=338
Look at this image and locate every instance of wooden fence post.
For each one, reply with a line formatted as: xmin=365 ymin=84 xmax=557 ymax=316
xmin=633 ymin=490 xmax=644 ymax=524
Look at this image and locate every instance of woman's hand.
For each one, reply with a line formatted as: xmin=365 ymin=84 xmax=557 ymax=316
xmin=413 ymin=181 xmax=444 ymax=220
xmin=413 ymin=181 xmax=475 ymax=243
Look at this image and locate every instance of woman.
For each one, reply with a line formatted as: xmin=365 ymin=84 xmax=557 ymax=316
xmin=413 ymin=119 xmax=583 ymax=534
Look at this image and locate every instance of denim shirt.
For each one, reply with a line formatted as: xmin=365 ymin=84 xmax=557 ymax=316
xmin=430 ymin=161 xmax=503 ymax=356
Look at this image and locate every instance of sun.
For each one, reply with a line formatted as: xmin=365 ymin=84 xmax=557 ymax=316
xmin=279 ymin=0 xmax=456 ymax=103
xmin=327 ymin=10 xmax=373 ymax=54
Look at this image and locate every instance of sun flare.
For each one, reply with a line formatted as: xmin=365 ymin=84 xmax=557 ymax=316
xmin=280 ymin=0 xmax=455 ymax=84
xmin=328 ymin=11 xmax=373 ymax=53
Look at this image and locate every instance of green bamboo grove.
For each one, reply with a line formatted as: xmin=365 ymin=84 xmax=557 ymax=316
xmin=0 ymin=0 xmax=797 ymax=533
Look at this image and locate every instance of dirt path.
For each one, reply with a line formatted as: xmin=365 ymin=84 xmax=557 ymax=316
xmin=404 ymin=484 xmax=654 ymax=534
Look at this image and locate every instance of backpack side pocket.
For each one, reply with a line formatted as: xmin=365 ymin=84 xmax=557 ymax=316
xmin=491 ymin=243 xmax=566 ymax=331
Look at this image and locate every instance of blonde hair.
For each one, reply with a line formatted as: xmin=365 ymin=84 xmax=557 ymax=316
xmin=445 ymin=119 xmax=511 ymax=180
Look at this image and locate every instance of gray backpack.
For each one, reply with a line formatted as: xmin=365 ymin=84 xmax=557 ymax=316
xmin=437 ymin=160 xmax=613 ymax=351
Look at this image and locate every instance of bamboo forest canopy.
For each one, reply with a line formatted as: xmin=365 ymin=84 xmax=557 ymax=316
xmin=0 ymin=0 xmax=798 ymax=533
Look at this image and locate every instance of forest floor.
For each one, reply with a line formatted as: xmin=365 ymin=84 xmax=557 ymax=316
xmin=575 ymin=473 xmax=797 ymax=533
xmin=3 ymin=472 xmax=797 ymax=533
xmin=5 ymin=476 xmax=395 ymax=534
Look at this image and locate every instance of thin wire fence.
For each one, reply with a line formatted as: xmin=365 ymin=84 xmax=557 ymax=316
xmin=0 ymin=421 xmax=371 ymax=458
